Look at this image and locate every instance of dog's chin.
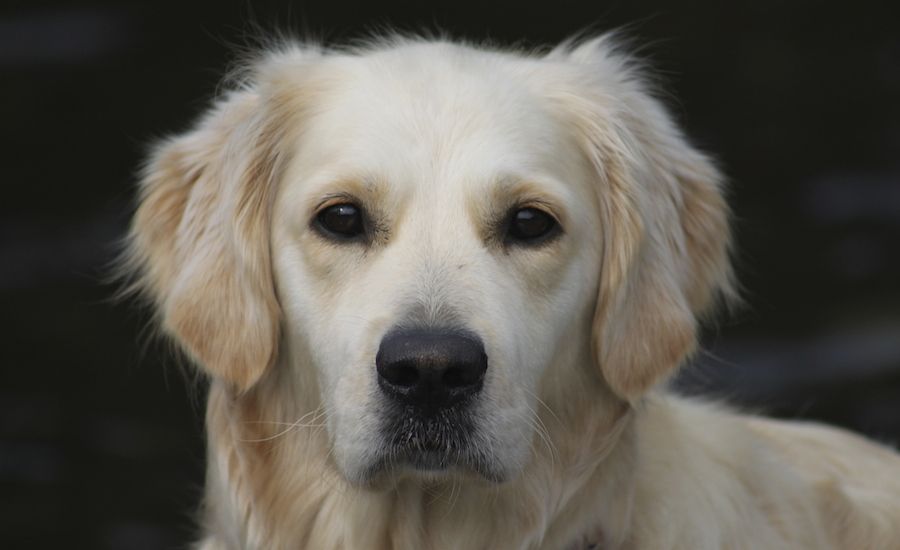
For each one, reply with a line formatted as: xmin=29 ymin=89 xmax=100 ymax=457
xmin=345 ymin=445 xmax=512 ymax=489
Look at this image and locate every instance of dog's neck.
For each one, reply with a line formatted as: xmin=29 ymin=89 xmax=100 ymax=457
xmin=201 ymin=368 xmax=634 ymax=550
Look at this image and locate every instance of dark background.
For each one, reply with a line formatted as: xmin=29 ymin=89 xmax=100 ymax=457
xmin=2 ymin=0 xmax=899 ymax=548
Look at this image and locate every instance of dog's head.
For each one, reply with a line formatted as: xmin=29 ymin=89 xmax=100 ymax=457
xmin=126 ymin=37 xmax=733 ymax=486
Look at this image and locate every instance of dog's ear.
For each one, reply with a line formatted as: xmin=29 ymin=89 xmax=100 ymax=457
xmin=549 ymin=37 xmax=736 ymax=401
xmin=125 ymin=82 xmax=293 ymax=391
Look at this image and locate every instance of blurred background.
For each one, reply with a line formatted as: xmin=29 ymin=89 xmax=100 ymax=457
xmin=1 ymin=0 xmax=898 ymax=547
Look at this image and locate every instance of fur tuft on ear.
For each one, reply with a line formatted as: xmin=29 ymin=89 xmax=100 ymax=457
xmin=548 ymin=36 xmax=736 ymax=401
xmin=123 ymin=72 xmax=299 ymax=390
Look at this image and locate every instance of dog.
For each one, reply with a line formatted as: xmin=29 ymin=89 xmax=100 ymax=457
xmin=123 ymin=35 xmax=900 ymax=549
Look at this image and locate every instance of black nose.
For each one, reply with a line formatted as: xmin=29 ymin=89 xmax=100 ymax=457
xmin=376 ymin=329 xmax=487 ymax=413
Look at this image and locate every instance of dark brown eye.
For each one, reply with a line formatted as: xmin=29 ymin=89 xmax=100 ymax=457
xmin=316 ymin=203 xmax=364 ymax=239
xmin=507 ymin=207 xmax=559 ymax=244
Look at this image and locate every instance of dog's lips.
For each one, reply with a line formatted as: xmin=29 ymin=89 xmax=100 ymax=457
xmin=388 ymin=429 xmax=467 ymax=471
xmin=399 ymin=448 xmax=454 ymax=471
xmin=382 ymin=406 xmax=474 ymax=455
xmin=367 ymin=407 xmax=496 ymax=480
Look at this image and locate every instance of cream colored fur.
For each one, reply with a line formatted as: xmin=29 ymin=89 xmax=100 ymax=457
xmin=125 ymin=35 xmax=900 ymax=549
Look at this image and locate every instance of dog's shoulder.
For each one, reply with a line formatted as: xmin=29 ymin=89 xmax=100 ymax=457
xmin=747 ymin=415 xmax=900 ymax=549
xmin=630 ymin=394 xmax=900 ymax=549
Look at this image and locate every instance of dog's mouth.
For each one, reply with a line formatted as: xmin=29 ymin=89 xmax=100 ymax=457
xmin=368 ymin=405 xmax=504 ymax=482
xmin=395 ymin=447 xmax=458 ymax=471
xmin=385 ymin=406 xmax=474 ymax=468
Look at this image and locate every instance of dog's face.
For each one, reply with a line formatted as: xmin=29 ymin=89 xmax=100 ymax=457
xmin=126 ymin=38 xmax=733 ymax=487
xmin=270 ymin=51 xmax=603 ymax=482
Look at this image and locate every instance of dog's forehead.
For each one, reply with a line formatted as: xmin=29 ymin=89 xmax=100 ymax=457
xmin=290 ymin=45 xmax=583 ymax=194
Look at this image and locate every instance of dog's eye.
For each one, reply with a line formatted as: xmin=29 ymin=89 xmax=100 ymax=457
xmin=507 ymin=207 xmax=558 ymax=244
xmin=316 ymin=203 xmax=364 ymax=239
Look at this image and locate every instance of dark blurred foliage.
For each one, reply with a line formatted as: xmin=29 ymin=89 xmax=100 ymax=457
xmin=1 ymin=0 xmax=898 ymax=547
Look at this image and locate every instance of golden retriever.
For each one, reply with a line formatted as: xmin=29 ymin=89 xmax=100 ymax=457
xmin=124 ymin=35 xmax=900 ymax=549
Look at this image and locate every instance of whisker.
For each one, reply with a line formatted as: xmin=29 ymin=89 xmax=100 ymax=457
xmin=238 ymin=406 xmax=327 ymax=442
xmin=521 ymin=386 xmax=562 ymax=427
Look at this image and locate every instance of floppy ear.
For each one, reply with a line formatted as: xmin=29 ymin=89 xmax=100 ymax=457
xmin=550 ymin=37 xmax=736 ymax=401
xmin=125 ymin=86 xmax=288 ymax=391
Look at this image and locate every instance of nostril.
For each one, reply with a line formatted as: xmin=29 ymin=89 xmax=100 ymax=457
xmin=442 ymin=363 xmax=484 ymax=389
xmin=390 ymin=363 xmax=419 ymax=387
xmin=442 ymin=366 xmax=465 ymax=388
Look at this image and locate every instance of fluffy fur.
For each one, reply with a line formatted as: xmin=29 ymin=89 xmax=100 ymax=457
xmin=125 ymin=35 xmax=900 ymax=549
